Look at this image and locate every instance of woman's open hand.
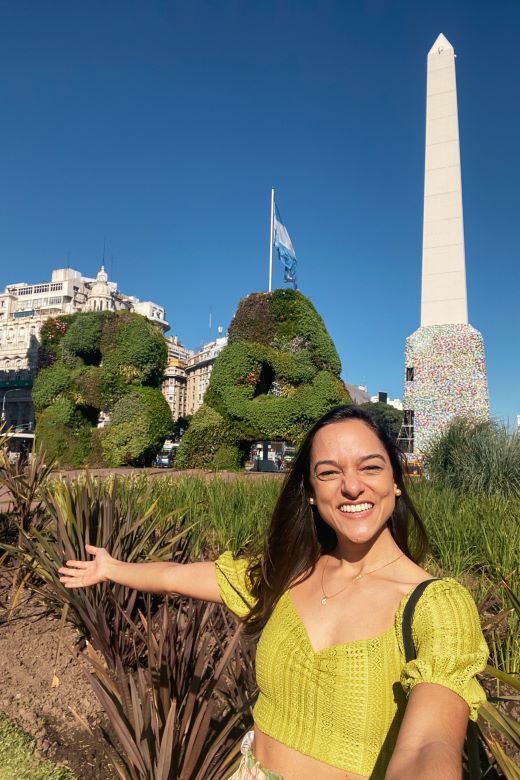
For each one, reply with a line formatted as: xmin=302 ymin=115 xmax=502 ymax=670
xmin=58 ymin=544 xmax=113 ymax=588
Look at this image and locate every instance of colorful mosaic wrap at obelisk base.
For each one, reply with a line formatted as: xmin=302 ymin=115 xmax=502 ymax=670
xmin=404 ymin=324 xmax=489 ymax=452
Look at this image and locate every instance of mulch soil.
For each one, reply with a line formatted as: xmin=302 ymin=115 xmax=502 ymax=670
xmin=0 ymin=578 xmax=116 ymax=780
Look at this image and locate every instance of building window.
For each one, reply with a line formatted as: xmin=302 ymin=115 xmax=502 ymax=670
xmin=403 ymin=410 xmax=414 ymax=426
xmin=406 ymin=367 xmax=414 ymax=381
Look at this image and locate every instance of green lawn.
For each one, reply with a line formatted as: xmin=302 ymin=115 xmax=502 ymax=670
xmin=0 ymin=713 xmax=76 ymax=780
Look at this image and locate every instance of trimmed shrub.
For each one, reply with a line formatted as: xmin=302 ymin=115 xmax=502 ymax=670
xmin=61 ymin=311 xmax=109 ymax=365
xmin=32 ymin=362 xmax=74 ymax=411
xmin=177 ymin=290 xmax=350 ymax=467
xmin=101 ymin=386 xmax=172 ymax=467
xmin=38 ymin=315 xmax=69 ymax=350
xmin=73 ymin=365 xmax=105 ymax=410
xmin=100 ymin=313 xmax=167 ymax=388
xmin=211 ymin=445 xmax=243 ymax=471
xmin=228 ymin=292 xmax=277 ymax=345
xmin=36 ymin=403 xmax=92 ymax=467
xmin=34 ymin=310 xmax=169 ymax=466
xmin=176 ymin=406 xmax=240 ymax=470
xmin=37 ymin=316 xmax=70 ymax=369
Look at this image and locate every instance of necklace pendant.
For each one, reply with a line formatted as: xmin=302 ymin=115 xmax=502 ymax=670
xmin=321 ymin=596 xmax=328 ymax=605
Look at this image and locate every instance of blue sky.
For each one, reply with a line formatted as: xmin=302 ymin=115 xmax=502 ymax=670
xmin=1 ymin=1 xmax=518 ymax=423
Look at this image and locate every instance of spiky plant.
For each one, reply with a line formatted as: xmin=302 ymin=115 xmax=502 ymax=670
xmin=0 ymin=437 xmax=55 ymax=614
xmin=3 ymin=474 xmax=192 ymax=668
xmin=476 ymin=578 xmax=520 ymax=780
xmin=424 ymin=418 xmax=520 ymax=498
xmin=82 ymin=597 xmax=257 ymax=780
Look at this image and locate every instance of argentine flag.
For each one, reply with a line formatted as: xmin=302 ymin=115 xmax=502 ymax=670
xmin=274 ymin=206 xmax=298 ymax=288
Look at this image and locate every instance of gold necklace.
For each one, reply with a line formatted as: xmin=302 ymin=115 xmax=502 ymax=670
xmin=320 ymin=552 xmax=404 ymax=605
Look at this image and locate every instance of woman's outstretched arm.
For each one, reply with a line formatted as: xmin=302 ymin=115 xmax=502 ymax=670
xmin=58 ymin=544 xmax=222 ymax=603
xmin=384 ymin=683 xmax=468 ymax=780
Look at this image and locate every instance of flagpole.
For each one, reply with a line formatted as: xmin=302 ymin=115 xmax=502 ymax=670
xmin=268 ymin=187 xmax=275 ymax=292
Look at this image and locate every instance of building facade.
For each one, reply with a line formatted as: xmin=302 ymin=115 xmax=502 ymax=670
xmin=162 ymin=336 xmax=193 ymax=421
xmin=185 ymin=336 xmax=228 ymax=416
xmin=0 ymin=265 xmax=168 ymax=429
xmin=160 ymin=334 xmax=229 ymax=420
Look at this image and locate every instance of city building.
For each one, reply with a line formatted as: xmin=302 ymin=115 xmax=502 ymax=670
xmin=369 ymin=393 xmax=403 ymax=411
xmin=185 ymin=334 xmax=228 ymax=415
xmin=0 ymin=264 xmax=168 ymax=429
xmin=162 ymin=336 xmax=193 ymax=420
xmin=344 ymin=383 xmax=403 ymax=411
xmin=344 ymin=383 xmax=370 ymax=404
xmin=400 ymin=34 xmax=489 ymax=453
xmin=161 ymin=333 xmax=229 ymax=420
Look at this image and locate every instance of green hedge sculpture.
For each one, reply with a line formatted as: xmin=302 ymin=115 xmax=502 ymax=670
xmin=176 ymin=289 xmax=351 ymax=469
xmin=33 ymin=311 xmax=169 ymax=467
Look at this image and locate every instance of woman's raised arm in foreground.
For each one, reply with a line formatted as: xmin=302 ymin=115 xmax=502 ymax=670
xmin=58 ymin=544 xmax=222 ymax=603
xmin=384 ymin=682 xmax=468 ymax=780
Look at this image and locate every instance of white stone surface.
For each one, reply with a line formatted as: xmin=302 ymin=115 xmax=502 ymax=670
xmin=421 ymin=33 xmax=468 ymax=326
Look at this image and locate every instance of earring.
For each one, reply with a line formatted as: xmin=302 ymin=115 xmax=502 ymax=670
xmin=309 ymin=497 xmax=315 ymax=505
xmin=394 ymin=486 xmax=402 ymax=497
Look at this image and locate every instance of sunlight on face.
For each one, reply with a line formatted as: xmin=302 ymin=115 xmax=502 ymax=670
xmin=309 ymin=420 xmax=396 ymax=547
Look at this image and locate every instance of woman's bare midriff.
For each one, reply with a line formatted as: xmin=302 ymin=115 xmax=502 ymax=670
xmin=253 ymin=727 xmax=369 ymax=780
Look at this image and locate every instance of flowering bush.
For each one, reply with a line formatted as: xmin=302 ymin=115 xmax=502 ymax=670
xmin=42 ymin=317 xmax=68 ymax=342
xmin=238 ymin=371 xmax=258 ymax=386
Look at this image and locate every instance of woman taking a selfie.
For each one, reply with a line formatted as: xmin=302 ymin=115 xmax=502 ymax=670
xmin=59 ymin=405 xmax=488 ymax=780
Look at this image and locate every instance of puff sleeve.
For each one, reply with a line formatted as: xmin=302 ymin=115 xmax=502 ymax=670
xmin=214 ymin=551 xmax=256 ymax=618
xmin=400 ymin=579 xmax=488 ymax=720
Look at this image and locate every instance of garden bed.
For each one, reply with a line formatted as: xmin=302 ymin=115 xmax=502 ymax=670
xmin=0 ymin=578 xmax=114 ymax=780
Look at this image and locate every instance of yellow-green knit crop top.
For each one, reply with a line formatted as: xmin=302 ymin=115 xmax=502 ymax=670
xmin=215 ymin=552 xmax=488 ymax=779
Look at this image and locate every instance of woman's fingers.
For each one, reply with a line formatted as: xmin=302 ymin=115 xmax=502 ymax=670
xmin=57 ymin=546 xmax=107 ymax=588
xmin=60 ymin=576 xmax=87 ymax=588
xmin=58 ymin=565 xmax=97 ymax=586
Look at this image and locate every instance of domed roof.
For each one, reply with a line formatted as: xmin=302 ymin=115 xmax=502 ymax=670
xmin=88 ymin=265 xmax=111 ymax=298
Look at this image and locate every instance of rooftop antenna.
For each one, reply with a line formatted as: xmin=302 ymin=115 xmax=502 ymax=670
xmin=102 ymin=236 xmax=107 ymax=267
xmin=209 ymin=310 xmax=212 ymax=333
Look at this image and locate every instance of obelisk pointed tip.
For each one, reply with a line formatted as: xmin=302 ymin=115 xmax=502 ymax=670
xmin=428 ymin=33 xmax=454 ymax=56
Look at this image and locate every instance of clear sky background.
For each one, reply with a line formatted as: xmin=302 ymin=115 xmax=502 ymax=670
xmin=0 ymin=1 xmax=518 ymax=423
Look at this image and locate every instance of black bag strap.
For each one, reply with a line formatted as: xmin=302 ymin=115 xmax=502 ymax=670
xmin=402 ymin=578 xmax=481 ymax=778
xmin=402 ymin=578 xmax=440 ymax=662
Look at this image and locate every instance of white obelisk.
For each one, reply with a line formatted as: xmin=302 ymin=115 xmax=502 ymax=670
xmin=421 ymin=34 xmax=467 ymax=327
xmin=401 ymin=34 xmax=489 ymax=453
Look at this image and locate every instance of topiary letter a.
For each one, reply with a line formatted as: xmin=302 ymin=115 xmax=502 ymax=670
xmin=176 ymin=289 xmax=351 ymax=469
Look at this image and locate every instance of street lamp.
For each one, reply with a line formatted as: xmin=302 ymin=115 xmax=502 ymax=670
xmin=1 ymin=388 xmax=26 ymax=425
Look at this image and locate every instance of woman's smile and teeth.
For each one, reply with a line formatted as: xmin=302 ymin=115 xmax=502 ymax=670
xmin=338 ymin=502 xmax=374 ymax=515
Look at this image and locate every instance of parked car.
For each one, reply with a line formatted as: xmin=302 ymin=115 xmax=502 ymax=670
xmin=252 ymin=458 xmax=279 ymax=473
xmin=153 ymin=449 xmax=176 ymax=468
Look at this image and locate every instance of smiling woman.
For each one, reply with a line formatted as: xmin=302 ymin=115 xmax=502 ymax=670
xmin=58 ymin=405 xmax=488 ymax=780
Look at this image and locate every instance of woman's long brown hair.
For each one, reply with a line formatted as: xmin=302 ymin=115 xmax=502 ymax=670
xmin=244 ymin=405 xmax=428 ymax=638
